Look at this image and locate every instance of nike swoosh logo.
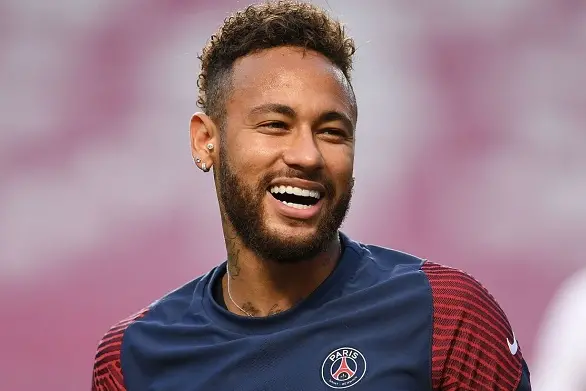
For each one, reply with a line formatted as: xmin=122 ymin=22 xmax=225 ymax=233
xmin=507 ymin=332 xmax=518 ymax=355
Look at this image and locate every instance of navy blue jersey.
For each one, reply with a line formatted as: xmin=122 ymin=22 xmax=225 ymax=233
xmin=92 ymin=233 xmax=531 ymax=390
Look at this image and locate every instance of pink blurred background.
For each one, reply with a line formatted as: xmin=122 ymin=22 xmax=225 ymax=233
xmin=1 ymin=1 xmax=585 ymax=389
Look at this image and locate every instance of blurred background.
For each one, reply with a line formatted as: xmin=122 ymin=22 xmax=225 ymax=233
xmin=1 ymin=0 xmax=585 ymax=389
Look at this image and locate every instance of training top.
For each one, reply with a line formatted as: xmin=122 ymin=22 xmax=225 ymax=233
xmin=92 ymin=232 xmax=531 ymax=390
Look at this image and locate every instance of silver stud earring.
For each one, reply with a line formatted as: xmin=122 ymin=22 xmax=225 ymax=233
xmin=206 ymin=143 xmax=214 ymax=151
xmin=195 ymin=157 xmax=201 ymax=164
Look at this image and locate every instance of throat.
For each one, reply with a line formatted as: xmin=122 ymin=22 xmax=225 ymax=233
xmin=221 ymin=244 xmax=343 ymax=318
xmin=219 ymin=227 xmax=343 ymax=318
xmin=222 ymin=271 xmax=299 ymax=317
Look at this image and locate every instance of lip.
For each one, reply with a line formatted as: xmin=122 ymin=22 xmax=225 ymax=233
xmin=267 ymin=191 xmax=324 ymax=220
xmin=268 ymin=178 xmax=326 ymax=195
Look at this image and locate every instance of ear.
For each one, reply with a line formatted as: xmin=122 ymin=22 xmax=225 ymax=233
xmin=190 ymin=112 xmax=219 ymax=172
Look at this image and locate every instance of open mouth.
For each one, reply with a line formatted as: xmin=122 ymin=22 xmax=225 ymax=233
xmin=268 ymin=185 xmax=322 ymax=210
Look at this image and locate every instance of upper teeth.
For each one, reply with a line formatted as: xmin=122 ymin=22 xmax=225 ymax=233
xmin=270 ymin=185 xmax=321 ymax=199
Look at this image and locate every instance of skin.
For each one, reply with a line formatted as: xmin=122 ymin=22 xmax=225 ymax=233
xmin=189 ymin=46 xmax=356 ymax=317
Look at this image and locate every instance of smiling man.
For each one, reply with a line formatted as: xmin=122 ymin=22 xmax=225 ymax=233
xmin=92 ymin=2 xmax=531 ymax=390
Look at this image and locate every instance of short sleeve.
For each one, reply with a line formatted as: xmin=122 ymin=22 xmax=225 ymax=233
xmin=422 ymin=261 xmax=530 ymax=390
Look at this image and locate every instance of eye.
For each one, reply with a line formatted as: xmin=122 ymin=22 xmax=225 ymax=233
xmin=322 ymin=128 xmax=343 ymax=136
xmin=260 ymin=121 xmax=288 ymax=130
xmin=318 ymin=128 xmax=348 ymax=140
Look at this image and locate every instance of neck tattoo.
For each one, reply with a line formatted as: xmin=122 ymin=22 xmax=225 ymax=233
xmin=224 ymin=242 xmax=342 ymax=317
xmin=226 ymin=265 xmax=254 ymax=317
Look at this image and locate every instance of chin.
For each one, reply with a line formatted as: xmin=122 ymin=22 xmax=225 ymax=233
xmin=267 ymin=219 xmax=320 ymax=238
xmin=254 ymin=222 xmax=335 ymax=263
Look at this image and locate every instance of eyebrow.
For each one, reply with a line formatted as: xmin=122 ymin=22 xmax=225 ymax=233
xmin=248 ymin=103 xmax=297 ymax=118
xmin=248 ymin=103 xmax=355 ymax=134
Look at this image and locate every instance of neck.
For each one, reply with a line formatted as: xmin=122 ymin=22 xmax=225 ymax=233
xmin=221 ymin=226 xmax=341 ymax=317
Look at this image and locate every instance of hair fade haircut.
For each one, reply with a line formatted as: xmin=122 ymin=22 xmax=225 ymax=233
xmin=197 ymin=1 xmax=356 ymax=123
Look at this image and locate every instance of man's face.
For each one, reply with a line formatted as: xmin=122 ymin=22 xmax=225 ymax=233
xmin=216 ymin=46 xmax=356 ymax=263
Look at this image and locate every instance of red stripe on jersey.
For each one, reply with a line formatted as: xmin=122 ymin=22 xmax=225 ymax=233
xmin=431 ymin=284 xmax=510 ymax=331
xmin=91 ymin=308 xmax=149 ymax=391
xmin=431 ymin=299 xmax=510 ymax=342
xmin=422 ymin=261 xmax=523 ymax=391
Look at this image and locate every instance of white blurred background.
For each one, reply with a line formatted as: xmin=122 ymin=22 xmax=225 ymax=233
xmin=1 ymin=1 xmax=585 ymax=389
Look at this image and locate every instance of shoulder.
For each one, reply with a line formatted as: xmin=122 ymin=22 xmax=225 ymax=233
xmin=421 ymin=261 xmax=527 ymax=390
xmin=348 ymin=240 xmax=429 ymax=293
xmin=421 ymin=260 xmax=504 ymax=311
xmin=92 ymin=308 xmax=150 ymax=391
xmin=352 ymin=238 xmax=425 ymax=276
xmin=91 ymin=271 xmax=213 ymax=390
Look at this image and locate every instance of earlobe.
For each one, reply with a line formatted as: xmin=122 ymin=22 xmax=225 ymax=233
xmin=190 ymin=112 xmax=218 ymax=172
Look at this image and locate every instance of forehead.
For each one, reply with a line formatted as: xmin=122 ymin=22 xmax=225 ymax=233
xmin=226 ymin=46 xmax=355 ymax=120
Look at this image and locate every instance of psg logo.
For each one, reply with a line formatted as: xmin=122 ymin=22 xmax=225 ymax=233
xmin=321 ymin=347 xmax=367 ymax=389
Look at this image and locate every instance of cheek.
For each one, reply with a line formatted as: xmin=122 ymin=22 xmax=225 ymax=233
xmin=235 ymin=135 xmax=283 ymax=170
xmin=323 ymin=146 xmax=354 ymax=180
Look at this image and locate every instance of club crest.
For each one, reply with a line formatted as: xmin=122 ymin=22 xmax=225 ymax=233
xmin=321 ymin=347 xmax=367 ymax=389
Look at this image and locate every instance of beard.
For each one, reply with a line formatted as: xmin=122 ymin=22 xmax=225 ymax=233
xmin=217 ymin=149 xmax=354 ymax=264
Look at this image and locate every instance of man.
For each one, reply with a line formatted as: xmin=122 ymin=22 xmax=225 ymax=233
xmin=92 ymin=2 xmax=531 ymax=390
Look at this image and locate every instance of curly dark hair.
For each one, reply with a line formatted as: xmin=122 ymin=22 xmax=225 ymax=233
xmin=197 ymin=1 xmax=356 ymax=123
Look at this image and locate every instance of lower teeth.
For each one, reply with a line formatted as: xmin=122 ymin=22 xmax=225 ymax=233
xmin=281 ymin=200 xmax=311 ymax=209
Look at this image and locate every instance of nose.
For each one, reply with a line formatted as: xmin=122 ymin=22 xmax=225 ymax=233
xmin=282 ymin=127 xmax=324 ymax=171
